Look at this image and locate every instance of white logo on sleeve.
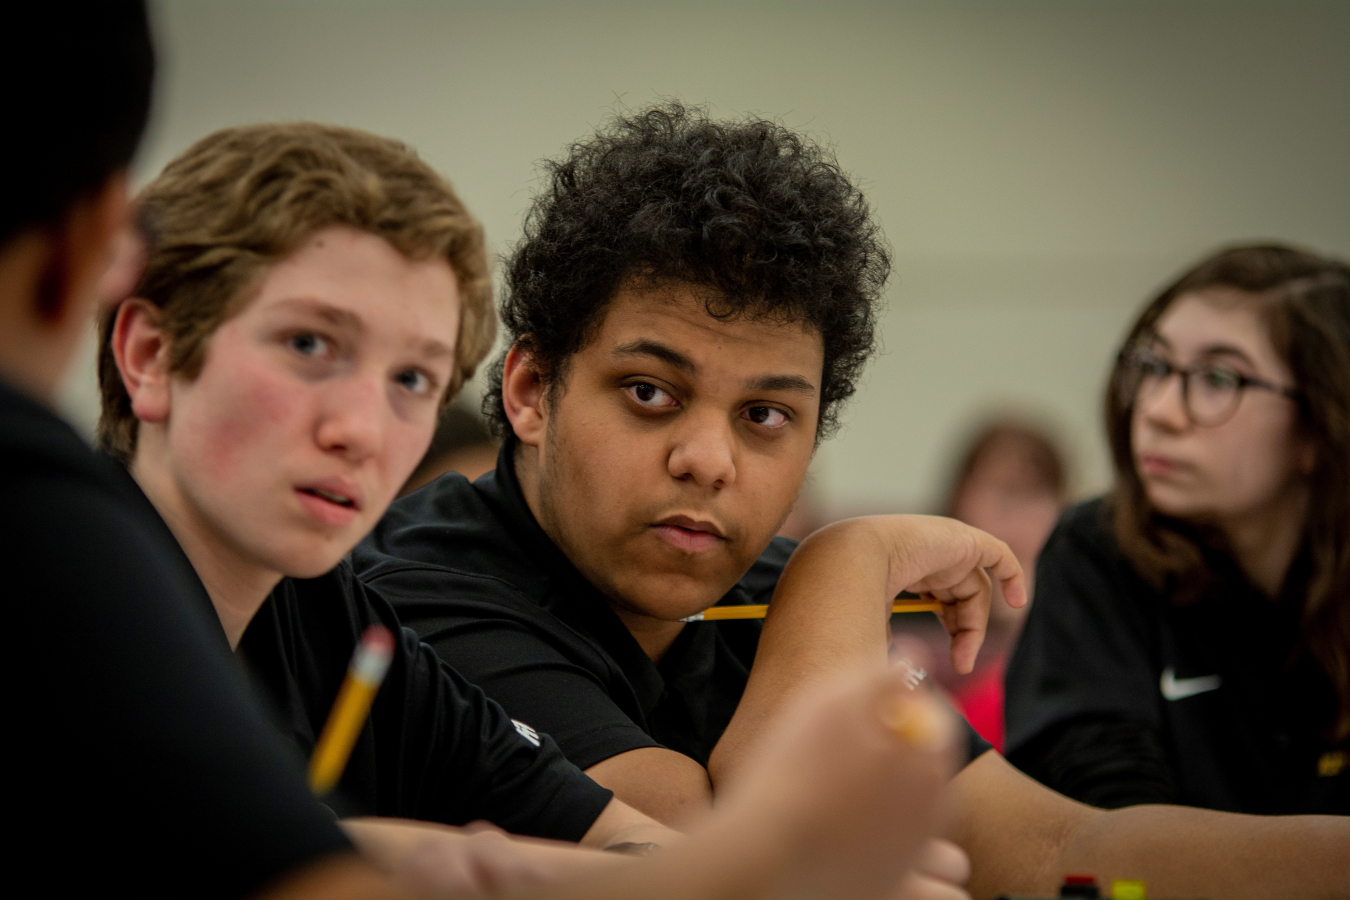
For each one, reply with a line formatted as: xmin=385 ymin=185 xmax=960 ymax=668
xmin=1160 ymin=667 xmax=1222 ymax=701
xmin=512 ymin=719 xmax=541 ymax=747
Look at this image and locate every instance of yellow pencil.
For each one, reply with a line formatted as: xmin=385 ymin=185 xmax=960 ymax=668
xmin=308 ymin=624 xmax=395 ymax=796
xmin=685 ymin=598 xmax=943 ymax=622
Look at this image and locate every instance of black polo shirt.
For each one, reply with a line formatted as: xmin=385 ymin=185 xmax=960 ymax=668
xmin=2 ymin=379 xmax=352 ymax=896
xmin=1006 ymin=498 xmax=1348 ymax=814
xmin=236 ymin=561 xmax=614 ymax=840
xmin=353 ymin=443 xmax=992 ymax=773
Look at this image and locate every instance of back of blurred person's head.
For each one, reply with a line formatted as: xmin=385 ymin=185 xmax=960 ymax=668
xmin=0 ymin=0 xmax=154 ymax=399
xmin=2 ymin=2 xmax=153 ymax=244
xmin=943 ymin=419 xmax=1068 ymax=626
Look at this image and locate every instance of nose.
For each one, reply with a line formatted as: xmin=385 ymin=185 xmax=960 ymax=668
xmin=667 ymin=408 xmax=737 ymax=490
xmin=1138 ymin=371 xmax=1190 ymax=432
xmin=314 ymin=374 xmax=385 ymax=462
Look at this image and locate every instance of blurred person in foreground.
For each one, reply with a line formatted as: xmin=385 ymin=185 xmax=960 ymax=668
xmin=2 ymin=2 xmax=389 ymax=895
xmin=1007 ymin=245 xmax=1350 ymax=817
xmin=355 ymin=104 xmax=1349 ymax=899
xmin=896 ymin=420 xmax=1068 ymax=750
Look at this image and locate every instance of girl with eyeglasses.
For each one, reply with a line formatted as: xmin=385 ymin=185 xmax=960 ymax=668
xmin=1005 ymin=244 xmax=1350 ymax=815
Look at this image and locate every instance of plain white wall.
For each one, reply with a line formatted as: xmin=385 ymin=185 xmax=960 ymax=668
xmin=60 ymin=0 xmax=1350 ymax=513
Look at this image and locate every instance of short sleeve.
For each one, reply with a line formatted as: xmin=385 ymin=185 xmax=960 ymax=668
xmin=268 ymin=567 xmax=616 ymax=842
xmin=364 ymin=564 xmax=662 ymax=771
xmin=1004 ymin=502 xmax=1162 ymax=759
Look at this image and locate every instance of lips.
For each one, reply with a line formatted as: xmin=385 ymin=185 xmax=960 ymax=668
xmin=651 ymin=514 xmax=727 ymax=553
xmin=1138 ymin=453 xmax=1187 ymax=477
xmin=295 ymin=477 xmax=364 ymax=527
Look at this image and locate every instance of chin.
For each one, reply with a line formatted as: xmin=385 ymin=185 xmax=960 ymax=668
xmin=625 ymin=572 xmax=729 ymax=621
xmin=1143 ymin=485 xmax=1208 ymax=522
xmin=263 ymin=542 xmax=349 ymax=581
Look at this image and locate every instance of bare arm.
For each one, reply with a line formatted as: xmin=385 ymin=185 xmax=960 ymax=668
xmin=950 ymin=750 xmax=1350 ymax=900
xmin=710 ymin=516 xmax=1024 ymax=788
xmin=585 ymin=747 xmax=714 ymax=829
xmin=341 ymin=798 xmax=677 ymax=878
xmin=506 ymin=667 xmax=958 ymax=900
xmin=579 ymin=795 xmax=683 ymax=850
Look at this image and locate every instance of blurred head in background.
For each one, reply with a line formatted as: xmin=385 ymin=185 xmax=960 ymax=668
xmin=1106 ymin=243 xmax=1350 ymax=737
xmin=945 ymin=419 xmax=1068 ymax=632
xmin=0 ymin=0 xmax=153 ymax=402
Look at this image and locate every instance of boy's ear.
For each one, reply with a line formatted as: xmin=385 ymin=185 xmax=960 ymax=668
xmin=111 ymin=298 xmax=172 ymax=424
xmin=501 ymin=343 xmax=548 ymax=448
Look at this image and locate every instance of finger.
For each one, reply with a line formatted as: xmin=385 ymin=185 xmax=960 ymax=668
xmin=912 ymin=838 xmax=971 ymax=885
xmin=888 ymin=872 xmax=973 ymax=900
xmin=974 ymin=532 xmax=1027 ymax=609
xmin=934 ymin=571 xmax=991 ymax=675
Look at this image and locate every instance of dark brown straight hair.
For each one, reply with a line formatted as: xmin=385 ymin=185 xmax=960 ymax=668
xmin=1104 ymin=244 xmax=1350 ymax=740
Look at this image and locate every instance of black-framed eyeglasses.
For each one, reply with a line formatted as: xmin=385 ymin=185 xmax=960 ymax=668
xmin=1120 ymin=347 xmax=1300 ymax=427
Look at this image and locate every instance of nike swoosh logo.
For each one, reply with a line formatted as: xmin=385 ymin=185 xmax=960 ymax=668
xmin=1161 ymin=666 xmax=1222 ymax=701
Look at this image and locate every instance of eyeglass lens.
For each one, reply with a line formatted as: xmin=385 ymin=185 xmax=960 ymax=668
xmin=1130 ymin=352 xmax=1243 ymax=426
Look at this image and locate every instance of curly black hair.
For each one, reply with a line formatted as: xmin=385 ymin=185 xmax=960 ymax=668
xmin=483 ymin=102 xmax=889 ymax=440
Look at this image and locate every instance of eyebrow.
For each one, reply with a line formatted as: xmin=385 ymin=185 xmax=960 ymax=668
xmin=1146 ymin=334 xmax=1258 ymax=367
xmin=274 ymin=297 xmax=364 ymax=333
xmin=413 ymin=338 xmax=456 ymax=361
xmin=614 ymin=338 xmax=816 ymax=395
xmin=1196 ymin=343 xmax=1258 ymax=367
xmin=747 ymin=373 xmax=817 ymax=396
xmin=613 ymin=339 xmax=697 ymax=374
xmin=275 ymin=297 xmax=454 ymax=361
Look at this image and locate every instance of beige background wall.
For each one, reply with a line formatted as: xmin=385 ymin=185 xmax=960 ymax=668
xmin=61 ymin=0 xmax=1350 ymax=514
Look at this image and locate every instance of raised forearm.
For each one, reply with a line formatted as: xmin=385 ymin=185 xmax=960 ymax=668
xmin=710 ymin=514 xmax=1022 ymax=788
xmin=708 ymin=520 xmax=894 ymax=787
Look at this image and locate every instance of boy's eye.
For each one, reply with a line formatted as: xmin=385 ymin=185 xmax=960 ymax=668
xmin=395 ymin=369 xmax=433 ymax=395
xmin=744 ymin=406 xmax=788 ymax=428
xmin=626 ymin=382 xmax=676 ymax=408
xmin=289 ymin=333 xmax=328 ymax=357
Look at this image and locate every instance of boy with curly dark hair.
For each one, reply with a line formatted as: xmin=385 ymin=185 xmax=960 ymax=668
xmin=355 ymin=104 xmax=1348 ymax=899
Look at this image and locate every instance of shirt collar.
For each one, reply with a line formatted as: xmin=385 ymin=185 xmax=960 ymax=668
xmin=477 ymin=436 xmax=672 ymax=714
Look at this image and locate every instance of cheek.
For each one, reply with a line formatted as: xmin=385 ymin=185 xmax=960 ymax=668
xmin=173 ymin=356 xmax=301 ymax=485
xmin=740 ymin=452 xmax=811 ymax=533
xmin=1222 ymin=422 xmax=1302 ymax=499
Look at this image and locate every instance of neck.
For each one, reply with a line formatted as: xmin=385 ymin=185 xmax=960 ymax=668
xmin=1214 ymin=483 xmax=1310 ymax=599
xmin=0 ymin=231 xmax=83 ymax=404
xmin=514 ymin=442 xmax=686 ymax=663
xmin=130 ymin=442 xmax=282 ymax=648
xmin=610 ymin=606 xmax=687 ymax=663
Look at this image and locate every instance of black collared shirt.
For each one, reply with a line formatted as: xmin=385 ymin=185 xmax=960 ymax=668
xmin=2 ymin=379 xmax=351 ymax=896
xmin=353 ymin=443 xmax=992 ymax=771
xmin=103 ymin=448 xmax=612 ymax=842
xmin=236 ymin=562 xmax=614 ymax=840
xmin=1006 ymin=498 xmax=1348 ymax=814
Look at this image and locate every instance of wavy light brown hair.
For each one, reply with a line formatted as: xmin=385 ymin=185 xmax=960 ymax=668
xmin=1105 ymin=244 xmax=1350 ymax=738
xmin=97 ymin=122 xmax=496 ymax=462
